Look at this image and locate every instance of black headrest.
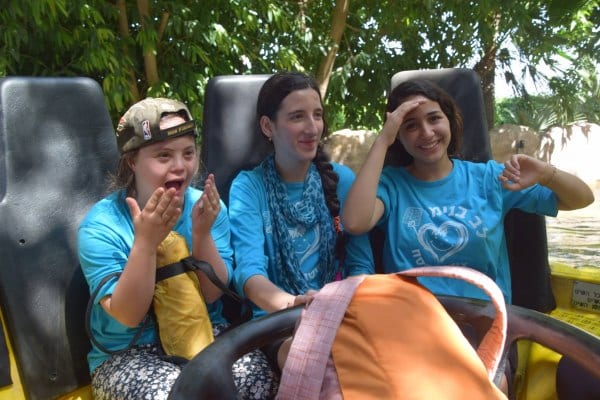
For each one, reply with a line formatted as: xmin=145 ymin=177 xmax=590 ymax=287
xmin=200 ymin=74 xmax=272 ymax=204
xmin=0 ymin=76 xmax=117 ymax=399
xmin=391 ymin=68 xmax=491 ymax=162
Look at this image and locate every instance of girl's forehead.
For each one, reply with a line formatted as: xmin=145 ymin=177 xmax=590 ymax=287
xmin=405 ymin=94 xmax=431 ymax=103
xmin=280 ymin=88 xmax=321 ymax=110
xmin=402 ymin=98 xmax=444 ymax=122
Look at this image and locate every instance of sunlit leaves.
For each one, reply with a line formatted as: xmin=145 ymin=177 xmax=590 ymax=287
xmin=1 ymin=0 xmax=597 ymax=133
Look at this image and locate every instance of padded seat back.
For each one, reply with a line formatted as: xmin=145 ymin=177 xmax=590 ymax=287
xmin=0 ymin=77 xmax=118 ymax=399
xmin=200 ymin=74 xmax=271 ymax=204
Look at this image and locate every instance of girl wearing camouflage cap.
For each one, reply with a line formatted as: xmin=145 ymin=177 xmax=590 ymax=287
xmin=78 ymin=98 xmax=277 ymax=399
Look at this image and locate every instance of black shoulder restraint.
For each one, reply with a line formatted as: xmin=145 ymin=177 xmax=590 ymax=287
xmin=85 ymin=257 xmax=252 ymax=356
xmin=161 ymin=257 xmax=253 ymax=326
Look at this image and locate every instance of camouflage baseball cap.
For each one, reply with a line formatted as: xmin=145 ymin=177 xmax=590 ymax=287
xmin=116 ymin=97 xmax=198 ymax=153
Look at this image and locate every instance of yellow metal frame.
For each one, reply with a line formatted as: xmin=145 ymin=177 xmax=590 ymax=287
xmin=0 ymin=309 xmax=92 ymax=400
xmin=516 ymin=262 xmax=600 ymax=400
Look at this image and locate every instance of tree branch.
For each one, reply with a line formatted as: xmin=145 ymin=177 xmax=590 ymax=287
xmin=137 ymin=0 xmax=159 ymax=87
xmin=158 ymin=10 xmax=170 ymax=41
xmin=316 ymin=0 xmax=348 ymax=99
xmin=116 ymin=0 xmax=140 ymax=101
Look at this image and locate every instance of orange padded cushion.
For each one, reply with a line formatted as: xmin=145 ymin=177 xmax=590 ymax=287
xmin=331 ymin=274 xmax=505 ymax=400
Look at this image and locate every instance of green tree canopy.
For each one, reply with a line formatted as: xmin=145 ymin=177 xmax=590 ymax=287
xmin=1 ymin=0 xmax=598 ymax=132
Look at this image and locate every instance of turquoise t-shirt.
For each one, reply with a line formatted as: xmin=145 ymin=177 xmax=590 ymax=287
xmin=78 ymin=187 xmax=233 ymax=373
xmin=229 ymin=162 xmax=374 ymax=317
xmin=376 ymin=159 xmax=558 ymax=303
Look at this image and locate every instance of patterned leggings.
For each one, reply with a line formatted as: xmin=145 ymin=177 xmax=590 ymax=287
xmin=91 ymin=324 xmax=279 ymax=400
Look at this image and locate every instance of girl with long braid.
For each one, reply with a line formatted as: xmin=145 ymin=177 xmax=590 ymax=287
xmin=228 ymin=71 xmax=374 ymax=371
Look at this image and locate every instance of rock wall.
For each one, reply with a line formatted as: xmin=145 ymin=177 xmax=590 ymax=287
xmin=490 ymin=123 xmax=600 ymax=188
xmin=488 ymin=124 xmax=540 ymax=161
xmin=323 ymin=129 xmax=377 ymax=174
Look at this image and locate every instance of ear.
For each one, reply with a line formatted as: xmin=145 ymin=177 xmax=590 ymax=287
xmin=259 ymin=115 xmax=274 ymax=140
xmin=126 ymin=155 xmax=137 ymax=172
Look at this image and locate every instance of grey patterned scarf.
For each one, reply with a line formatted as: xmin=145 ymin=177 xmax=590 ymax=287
xmin=262 ymin=154 xmax=336 ymax=294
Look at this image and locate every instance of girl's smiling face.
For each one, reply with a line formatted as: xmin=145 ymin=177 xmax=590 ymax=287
xmin=396 ymin=95 xmax=452 ymax=169
xmin=261 ymin=88 xmax=324 ymax=180
xmin=130 ymin=114 xmax=198 ymax=208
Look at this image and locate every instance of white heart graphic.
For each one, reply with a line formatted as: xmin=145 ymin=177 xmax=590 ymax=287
xmin=417 ymin=221 xmax=468 ymax=263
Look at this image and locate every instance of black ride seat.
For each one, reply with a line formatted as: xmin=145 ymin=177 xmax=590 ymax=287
xmin=0 ymin=77 xmax=117 ymax=399
xmin=200 ymin=74 xmax=272 ymax=206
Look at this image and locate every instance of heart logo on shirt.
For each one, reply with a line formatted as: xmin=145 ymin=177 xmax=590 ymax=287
xmin=417 ymin=221 xmax=468 ymax=263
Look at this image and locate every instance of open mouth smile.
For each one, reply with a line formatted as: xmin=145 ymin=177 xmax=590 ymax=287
xmin=165 ymin=179 xmax=184 ymax=192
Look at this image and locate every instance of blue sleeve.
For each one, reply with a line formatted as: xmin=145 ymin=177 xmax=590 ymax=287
xmin=78 ymin=200 xmax=133 ymax=303
xmin=334 ymin=163 xmax=375 ymax=275
xmin=78 ymin=224 xmax=123 ymax=303
xmin=376 ymin=166 xmax=397 ymax=227
xmin=229 ymin=170 xmax=271 ymax=296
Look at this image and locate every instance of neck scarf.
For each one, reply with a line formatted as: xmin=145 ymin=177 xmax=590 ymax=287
xmin=262 ymin=154 xmax=336 ymax=294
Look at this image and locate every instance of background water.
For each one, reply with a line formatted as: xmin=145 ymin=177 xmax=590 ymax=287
xmin=546 ymin=188 xmax=600 ymax=268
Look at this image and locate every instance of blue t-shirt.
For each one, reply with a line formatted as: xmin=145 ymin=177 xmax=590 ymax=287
xmin=78 ymin=187 xmax=233 ymax=373
xmin=229 ymin=162 xmax=374 ymax=317
xmin=376 ymin=159 xmax=558 ymax=303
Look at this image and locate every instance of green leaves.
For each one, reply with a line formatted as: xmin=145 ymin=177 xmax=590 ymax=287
xmin=1 ymin=0 xmax=597 ymax=132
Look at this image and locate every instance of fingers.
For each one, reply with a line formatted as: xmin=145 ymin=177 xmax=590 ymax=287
xmin=144 ymin=187 xmax=166 ymax=212
xmin=391 ymin=98 xmax=427 ymax=118
xmin=192 ymin=174 xmax=222 ymax=234
xmin=204 ymin=174 xmax=221 ymax=209
xmin=499 ymin=154 xmax=547 ymax=192
xmin=501 ymin=154 xmax=521 ymax=183
xmin=130 ymin=187 xmax=181 ymax=247
xmin=386 ymin=98 xmax=427 ymax=129
xmin=126 ymin=197 xmax=141 ymax=219
xmin=197 ymin=174 xmax=221 ymax=215
xmin=143 ymin=187 xmax=181 ymax=226
xmin=498 ymin=174 xmax=519 ymax=191
xmin=289 ymin=290 xmax=319 ymax=308
xmin=381 ymin=98 xmax=427 ymax=145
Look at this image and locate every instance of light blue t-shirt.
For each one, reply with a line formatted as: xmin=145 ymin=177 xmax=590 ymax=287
xmin=376 ymin=159 xmax=558 ymax=303
xmin=229 ymin=162 xmax=374 ymax=317
xmin=78 ymin=187 xmax=233 ymax=373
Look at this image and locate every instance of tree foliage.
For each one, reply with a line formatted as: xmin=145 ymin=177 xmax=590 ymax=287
xmin=1 ymin=0 xmax=598 ymax=132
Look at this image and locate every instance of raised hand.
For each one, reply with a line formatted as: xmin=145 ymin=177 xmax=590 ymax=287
xmin=379 ymin=97 xmax=427 ymax=147
xmin=193 ymin=173 xmax=221 ymax=236
xmin=126 ymin=187 xmax=182 ymax=248
xmin=499 ymin=154 xmax=548 ymax=191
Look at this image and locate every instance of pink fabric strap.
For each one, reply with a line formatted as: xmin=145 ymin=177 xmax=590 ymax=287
xmin=276 ymin=275 xmax=366 ymax=400
xmin=398 ymin=266 xmax=507 ymax=380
